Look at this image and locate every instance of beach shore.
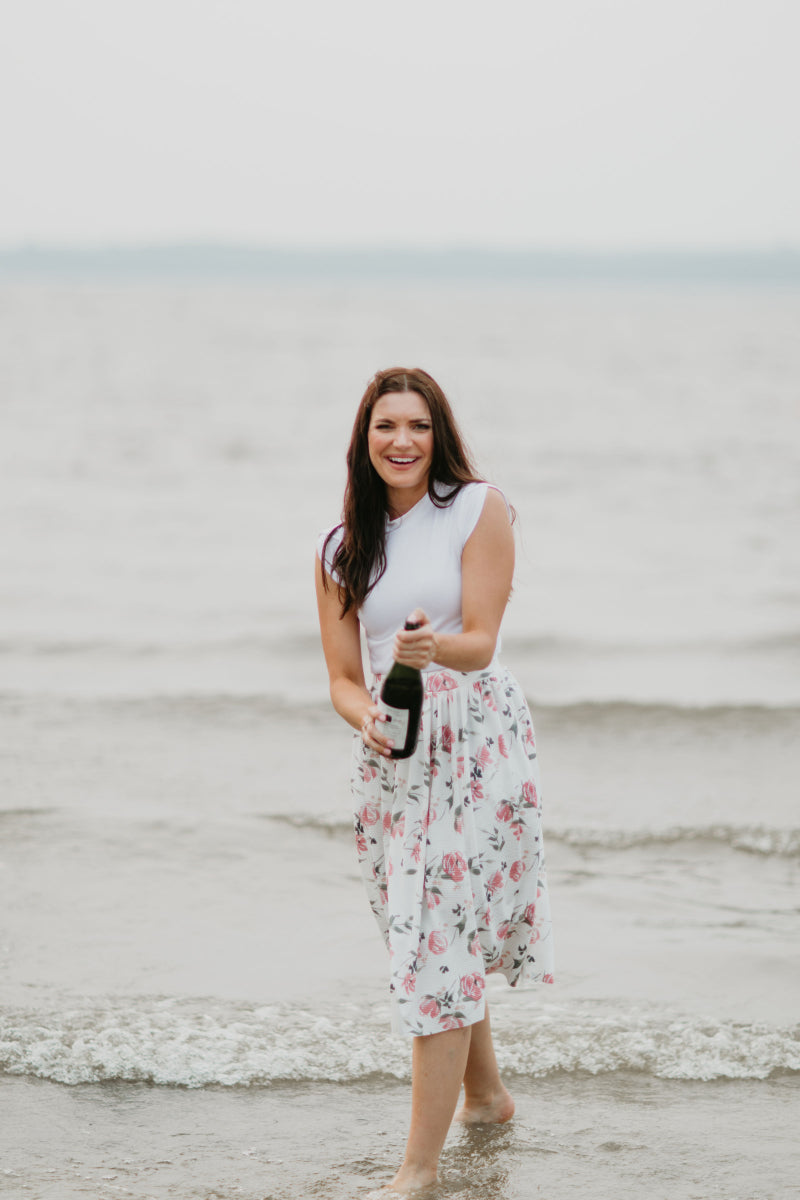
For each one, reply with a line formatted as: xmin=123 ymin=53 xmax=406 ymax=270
xmin=2 ymin=278 xmax=798 ymax=1200
xmin=4 ymin=1072 xmax=798 ymax=1200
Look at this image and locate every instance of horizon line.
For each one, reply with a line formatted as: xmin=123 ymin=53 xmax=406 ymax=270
xmin=2 ymin=241 xmax=799 ymax=283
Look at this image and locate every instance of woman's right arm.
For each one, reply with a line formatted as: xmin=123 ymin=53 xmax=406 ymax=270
xmin=314 ymin=553 xmax=383 ymax=737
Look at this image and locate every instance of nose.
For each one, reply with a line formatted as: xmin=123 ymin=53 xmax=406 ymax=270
xmin=393 ymin=425 xmax=412 ymax=447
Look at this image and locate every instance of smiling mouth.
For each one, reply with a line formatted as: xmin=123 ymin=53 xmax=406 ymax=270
xmin=387 ymin=456 xmax=418 ymax=464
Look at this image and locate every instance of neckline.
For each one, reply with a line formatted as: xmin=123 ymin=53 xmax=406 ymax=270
xmin=386 ymin=491 xmax=430 ymax=529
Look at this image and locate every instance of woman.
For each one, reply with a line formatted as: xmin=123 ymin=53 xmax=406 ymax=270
xmin=315 ymin=367 xmax=553 ymax=1195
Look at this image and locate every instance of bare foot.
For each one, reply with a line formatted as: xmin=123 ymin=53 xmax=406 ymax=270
xmin=455 ymin=1084 xmax=515 ymax=1125
xmin=365 ymin=1164 xmax=438 ymax=1196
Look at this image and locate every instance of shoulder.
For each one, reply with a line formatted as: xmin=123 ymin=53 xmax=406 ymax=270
xmin=441 ymin=482 xmax=511 ymax=542
xmin=316 ymin=522 xmax=344 ymax=580
xmin=480 ymin=484 xmax=512 ymax=523
xmin=468 ymin=485 xmax=513 ymax=539
xmin=461 ymin=484 xmax=515 ymax=573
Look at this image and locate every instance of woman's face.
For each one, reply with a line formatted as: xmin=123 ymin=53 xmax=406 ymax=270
xmin=367 ymin=391 xmax=434 ymax=513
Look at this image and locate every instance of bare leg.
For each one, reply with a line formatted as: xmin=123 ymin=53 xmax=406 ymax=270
xmin=384 ymin=1025 xmax=472 ymax=1194
xmin=455 ymin=1003 xmax=515 ymax=1125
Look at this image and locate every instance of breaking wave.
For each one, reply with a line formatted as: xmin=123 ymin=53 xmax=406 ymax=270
xmin=1 ymin=997 xmax=798 ymax=1088
xmin=266 ymin=813 xmax=800 ymax=858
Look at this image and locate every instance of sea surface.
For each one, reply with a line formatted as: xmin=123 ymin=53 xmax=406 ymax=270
xmin=1 ymin=277 xmax=799 ymax=1199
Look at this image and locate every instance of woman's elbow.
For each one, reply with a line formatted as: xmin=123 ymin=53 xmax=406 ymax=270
xmin=472 ymin=633 xmax=498 ymax=670
xmin=329 ymin=677 xmax=346 ymax=710
xmin=329 ymin=674 xmax=360 ymax=718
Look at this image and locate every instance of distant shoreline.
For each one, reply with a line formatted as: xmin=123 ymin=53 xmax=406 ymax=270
xmin=1 ymin=244 xmax=799 ymax=283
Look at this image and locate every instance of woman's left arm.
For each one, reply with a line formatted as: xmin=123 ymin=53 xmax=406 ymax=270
xmin=393 ymin=488 xmax=514 ymax=672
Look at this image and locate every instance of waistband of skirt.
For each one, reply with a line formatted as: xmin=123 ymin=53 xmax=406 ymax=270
xmin=372 ymin=660 xmax=503 ymax=697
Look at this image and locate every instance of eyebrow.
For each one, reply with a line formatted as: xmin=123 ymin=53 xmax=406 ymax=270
xmin=373 ymin=416 xmax=431 ymax=423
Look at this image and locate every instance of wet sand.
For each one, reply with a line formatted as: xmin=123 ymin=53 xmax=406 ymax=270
xmin=2 ymin=280 xmax=800 ymax=1200
xmin=4 ymin=1072 xmax=798 ymax=1200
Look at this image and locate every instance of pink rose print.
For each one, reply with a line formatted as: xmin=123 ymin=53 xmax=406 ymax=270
xmin=351 ymin=663 xmax=553 ymax=1038
xmin=429 ymin=671 xmax=459 ymax=693
xmin=522 ymin=780 xmax=538 ymax=808
xmin=460 ymin=972 xmax=485 ymax=1002
xmin=487 ymin=870 xmax=504 ymax=898
xmin=428 ymin=931 xmax=448 ymax=954
xmin=441 ymin=852 xmax=467 ymax=882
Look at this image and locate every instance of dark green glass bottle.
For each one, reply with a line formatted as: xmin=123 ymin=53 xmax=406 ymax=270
xmin=379 ymin=618 xmax=424 ymax=759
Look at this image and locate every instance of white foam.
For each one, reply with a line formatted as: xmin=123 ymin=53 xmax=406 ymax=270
xmin=550 ymin=824 xmax=800 ymax=857
xmin=1 ymin=996 xmax=797 ymax=1087
xmin=271 ymin=814 xmax=800 ymax=858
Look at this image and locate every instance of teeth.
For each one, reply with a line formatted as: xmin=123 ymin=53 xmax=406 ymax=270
xmin=389 ymin=457 xmax=415 ymax=463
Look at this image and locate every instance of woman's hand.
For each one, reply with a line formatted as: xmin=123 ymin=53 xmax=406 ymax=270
xmin=392 ymin=608 xmax=438 ymax=670
xmin=360 ymin=704 xmax=394 ymax=756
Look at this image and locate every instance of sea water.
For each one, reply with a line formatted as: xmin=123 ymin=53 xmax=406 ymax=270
xmin=1 ymin=278 xmax=799 ymax=1199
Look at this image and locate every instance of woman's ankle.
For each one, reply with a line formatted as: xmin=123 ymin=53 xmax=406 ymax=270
xmin=456 ymin=1082 xmax=515 ymax=1125
xmin=389 ymin=1159 xmax=438 ymax=1192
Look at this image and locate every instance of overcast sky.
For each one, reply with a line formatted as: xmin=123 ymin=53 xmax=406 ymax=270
xmin=2 ymin=0 xmax=798 ymax=249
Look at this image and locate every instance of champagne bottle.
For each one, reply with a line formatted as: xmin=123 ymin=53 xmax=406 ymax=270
xmin=378 ymin=617 xmax=424 ymax=760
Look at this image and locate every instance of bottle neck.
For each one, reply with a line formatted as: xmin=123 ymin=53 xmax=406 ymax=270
xmin=387 ymin=660 xmax=421 ymax=680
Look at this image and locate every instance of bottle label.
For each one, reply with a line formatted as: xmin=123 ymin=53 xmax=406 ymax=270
xmin=377 ymin=699 xmax=410 ymax=746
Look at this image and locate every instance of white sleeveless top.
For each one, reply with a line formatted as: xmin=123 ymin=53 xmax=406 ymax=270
xmin=317 ymin=481 xmax=506 ymax=676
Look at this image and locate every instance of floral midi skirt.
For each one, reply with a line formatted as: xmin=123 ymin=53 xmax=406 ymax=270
xmin=352 ymin=665 xmax=554 ymax=1037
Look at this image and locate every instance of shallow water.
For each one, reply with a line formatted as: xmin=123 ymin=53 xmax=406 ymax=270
xmin=4 ymin=1074 xmax=799 ymax=1200
xmin=1 ymin=279 xmax=798 ymax=1197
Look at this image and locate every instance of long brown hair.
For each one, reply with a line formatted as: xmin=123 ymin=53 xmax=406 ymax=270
xmin=322 ymin=367 xmax=481 ymax=615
